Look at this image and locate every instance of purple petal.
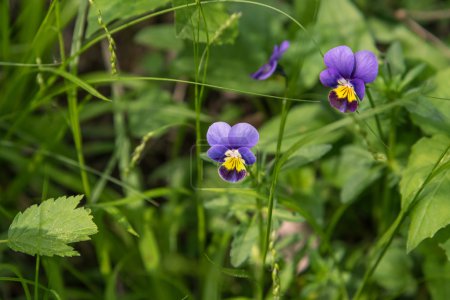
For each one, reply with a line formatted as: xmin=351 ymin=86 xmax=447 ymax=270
xmin=207 ymin=122 xmax=230 ymax=146
xmin=352 ymin=50 xmax=378 ymax=83
xmin=351 ymin=78 xmax=365 ymax=101
xmin=251 ymin=60 xmax=277 ymax=80
xmin=228 ymin=123 xmax=259 ymax=148
xmin=328 ymin=90 xmax=347 ymax=113
xmin=207 ymin=145 xmax=228 ymax=162
xmin=319 ymin=68 xmax=341 ymax=87
xmin=238 ymin=147 xmax=256 ymax=165
xmin=218 ymin=166 xmax=247 ymax=183
xmin=324 ymin=46 xmax=355 ymax=79
xmin=328 ymin=90 xmax=359 ymax=113
xmin=346 ymin=100 xmax=358 ymax=112
xmin=271 ymin=40 xmax=290 ymax=61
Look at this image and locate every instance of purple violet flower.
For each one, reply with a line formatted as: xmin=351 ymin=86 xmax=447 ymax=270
xmin=251 ymin=41 xmax=290 ymax=80
xmin=319 ymin=45 xmax=378 ymax=113
xmin=206 ymin=122 xmax=259 ymax=183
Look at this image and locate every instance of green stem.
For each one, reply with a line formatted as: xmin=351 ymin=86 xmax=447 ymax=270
xmin=0 ymin=239 xmax=8 ymax=244
xmin=192 ymin=0 xmax=210 ymax=255
xmin=34 ymin=255 xmax=40 ymax=300
xmin=68 ymin=0 xmax=91 ymax=200
xmin=254 ymin=155 xmax=264 ymax=300
xmin=262 ymin=89 xmax=290 ymax=263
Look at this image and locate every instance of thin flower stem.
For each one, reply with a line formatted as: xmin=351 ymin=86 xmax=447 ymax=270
xmin=263 ymin=85 xmax=290 ymax=264
xmin=67 ymin=0 xmax=91 ymax=200
xmin=34 ymin=255 xmax=40 ymax=300
xmin=192 ymin=0 xmax=211 ymax=255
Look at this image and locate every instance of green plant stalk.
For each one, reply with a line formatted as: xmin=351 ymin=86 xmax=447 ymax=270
xmin=34 ymin=255 xmax=40 ymax=300
xmin=366 ymin=89 xmax=384 ymax=145
xmin=263 ymin=95 xmax=290 ymax=263
xmin=191 ymin=0 xmax=211 ymax=255
xmin=353 ymin=143 xmax=450 ymax=299
xmin=384 ymin=105 xmax=399 ymax=225
xmin=67 ymin=0 xmax=91 ymax=200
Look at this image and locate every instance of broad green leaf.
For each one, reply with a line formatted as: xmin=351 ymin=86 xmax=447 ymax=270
xmin=408 ymin=68 xmax=450 ymax=136
xmin=127 ymin=87 xmax=204 ymax=137
xmin=336 ymin=146 xmax=383 ymax=204
xmin=259 ymin=105 xmax=334 ymax=153
xmin=135 ymin=24 xmax=183 ymax=51
xmin=282 ymin=144 xmax=332 ymax=171
xmin=400 ymin=135 xmax=450 ymax=252
xmin=86 ymin=0 xmax=171 ymax=36
xmin=385 ymin=42 xmax=406 ymax=77
xmin=369 ymin=19 xmax=448 ymax=70
xmin=315 ymin=0 xmax=376 ymax=51
xmin=372 ymin=240 xmax=416 ymax=295
xmin=230 ymin=218 xmax=259 ymax=267
xmin=8 ymin=195 xmax=98 ymax=257
xmin=173 ymin=1 xmax=240 ymax=45
xmin=422 ymin=244 xmax=450 ymax=300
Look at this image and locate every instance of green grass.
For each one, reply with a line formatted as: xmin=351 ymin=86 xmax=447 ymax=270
xmin=1 ymin=0 xmax=450 ymax=299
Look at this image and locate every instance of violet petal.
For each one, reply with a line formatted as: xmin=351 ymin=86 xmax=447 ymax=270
xmin=351 ymin=78 xmax=365 ymax=101
xmin=238 ymin=147 xmax=256 ymax=165
xmin=218 ymin=166 xmax=247 ymax=183
xmin=346 ymin=100 xmax=359 ymax=112
xmin=328 ymin=90 xmax=348 ymax=113
xmin=251 ymin=60 xmax=278 ymax=80
xmin=324 ymin=45 xmax=355 ymax=79
xmin=271 ymin=40 xmax=290 ymax=60
xmin=353 ymin=50 xmax=378 ymax=83
xmin=228 ymin=123 xmax=259 ymax=148
xmin=319 ymin=67 xmax=341 ymax=87
xmin=207 ymin=145 xmax=228 ymax=162
xmin=207 ymin=122 xmax=231 ymax=146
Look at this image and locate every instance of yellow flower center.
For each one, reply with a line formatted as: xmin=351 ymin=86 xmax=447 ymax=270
xmin=222 ymin=149 xmax=246 ymax=172
xmin=334 ymin=79 xmax=357 ymax=102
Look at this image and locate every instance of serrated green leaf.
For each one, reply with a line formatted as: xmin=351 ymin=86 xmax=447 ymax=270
xmin=173 ymin=1 xmax=239 ymax=45
xmin=8 ymin=195 xmax=98 ymax=257
xmin=400 ymin=135 xmax=450 ymax=252
xmin=230 ymin=218 xmax=258 ymax=267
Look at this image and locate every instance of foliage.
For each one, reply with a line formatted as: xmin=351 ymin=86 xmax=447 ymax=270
xmin=0 ymin=0 xmax=449 ymax=299
xmin=8 ymin=195 xmax=98 ymax=257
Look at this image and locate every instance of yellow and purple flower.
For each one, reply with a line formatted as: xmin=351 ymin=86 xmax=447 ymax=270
xmin=320 ymin=45 xmax=378 ymax=113
xmin=251 ymin=41 xmax=290 ymax=80
xmin=206 ymin=122 xmax=259 ymax=183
